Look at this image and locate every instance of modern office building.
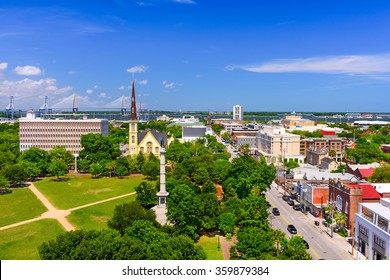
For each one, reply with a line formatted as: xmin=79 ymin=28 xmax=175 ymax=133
xmin=19 ymin=110 xmax=108 ymax=155
xmin=354 ymin=198 xmax=390 ymax=260
xmin=233 ymin=105 xmax=243 ymax=121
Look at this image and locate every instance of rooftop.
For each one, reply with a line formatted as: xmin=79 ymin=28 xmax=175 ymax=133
xmin=360 ymin=199 xmax=390 ymax=220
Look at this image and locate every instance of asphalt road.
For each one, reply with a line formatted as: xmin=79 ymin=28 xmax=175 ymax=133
xmin=266 ymin=184 xmax=354 ymax=260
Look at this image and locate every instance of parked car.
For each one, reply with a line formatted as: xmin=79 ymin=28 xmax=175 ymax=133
xmin=287 ymin=224 xmax=297 ymax=234
xmin=287 ymin=200 xmax=295 ymax=206
xmin=303 ymin=239 xmax=309 ymax=249
xmin=293 ymin=204 xmax=301 ymax=211
xmin=272 ymin=208 xmax=280 ymax=216
xmin=282 ymin=195 xmax=290 ymax=201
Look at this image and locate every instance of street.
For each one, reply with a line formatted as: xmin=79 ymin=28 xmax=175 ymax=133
xmin=266 ymin=183 xmax=354 ymax=260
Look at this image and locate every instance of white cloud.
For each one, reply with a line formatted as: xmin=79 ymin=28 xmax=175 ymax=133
xmin=162 ymin=80 xmax=175 ymax=89
xmin=0 ymin=62 xmax=8 ymax=70
xmin=137 ymin=79 xmax=148 ymax=85
xmin=86 ymin=89 xmax=93 ymax=94
xmin=126 ymin=65 xmax=148 ymax=74
xmin=118 ymin=85 xmax=126 ymax=90
xmin=0 ymin=78 xmax=72 ymax=109
xmin=227 ymin=54 xmax=390 ymax=75
xmin=174 ymin=0 xmax=196 ymax=4
xmin=13 ymin=65 xmax=43 ymax=76
xmin=68 ymin=70 xmax=76 ymax=75
xmin=99 ymin=92 xmax=110 ymax=98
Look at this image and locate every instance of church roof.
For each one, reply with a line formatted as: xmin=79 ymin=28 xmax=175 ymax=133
xmin=138 ymin=129 xmax=167 ymax=146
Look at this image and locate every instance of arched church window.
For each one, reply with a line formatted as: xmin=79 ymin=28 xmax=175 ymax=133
xmin=147 ymin=142 xmax=152 ymax=153
xmin=155 ymin=147 xmax=159 ymax=154
xmin=131 ymin=135 xmax=135 ymax=144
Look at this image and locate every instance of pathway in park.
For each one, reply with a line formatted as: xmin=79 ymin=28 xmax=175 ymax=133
xmin=219 ymin=235 xmax=237 ymax=260
xmin=0 ymin=182 xmax=136 ymax=232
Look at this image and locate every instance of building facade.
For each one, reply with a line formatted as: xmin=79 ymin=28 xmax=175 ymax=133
xmin=256 ymin=125 xmax=304 ymax=164
xmin=302 ymin=137 xmax=346 ymax=162
xmin=232 ymin=105 xmax=243 ymax=121
xmin=128 ymin=81 xmax=167 ymax=158
xmin=354 ymin=198 xmax=390 ymax=260
xmin=19 ymin=111 xmax=108 ymax=155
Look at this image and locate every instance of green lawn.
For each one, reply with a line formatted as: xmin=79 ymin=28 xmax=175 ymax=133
xmin=0 ymin=219 xmax=65 ymax=260
xmin=197 ymin=235 xmax=224 ymax=260
xmin=68 ymin=194 xmax=136 ymax=231
xmin=33 ymin=174 xmax=145 ymax=209
xmin=0 ymin=187 xmax=47 ymax=227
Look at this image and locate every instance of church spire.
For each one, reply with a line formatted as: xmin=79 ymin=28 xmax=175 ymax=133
xmin=130 ymin=80 xmax=137 ymax=121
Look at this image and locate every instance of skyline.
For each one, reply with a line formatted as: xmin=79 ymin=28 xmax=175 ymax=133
xmin=1 ymin=1 xmax=390 ymax=112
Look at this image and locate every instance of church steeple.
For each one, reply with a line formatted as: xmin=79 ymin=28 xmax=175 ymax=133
xmin=130 ymin=80 xmax=137 ymax=121
xmin=129 ymin=80 xmax=138 ymax=156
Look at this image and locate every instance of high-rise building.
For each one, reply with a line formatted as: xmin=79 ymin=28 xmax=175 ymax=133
xmin=233 ymin=105 xmax=243 ymax=121
xmin=19 ymin=111 xmax=108 ymax=155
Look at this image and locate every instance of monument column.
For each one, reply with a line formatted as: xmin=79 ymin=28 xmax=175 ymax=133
xmin=157 ymin=145 xmax=169 ymax=207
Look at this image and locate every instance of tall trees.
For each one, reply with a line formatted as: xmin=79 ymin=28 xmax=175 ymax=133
xmin=370 ymin=164 xmax=390 ymax=182
xmin=167 ymin=184 xmax=201 ymax=240
xmin=79 ymin=133 xmax=121 ymax=168
xmin=135 ymin=181 xmax=157 ymax=209
xmin=107 ymin=201 xmax=157 ymax=235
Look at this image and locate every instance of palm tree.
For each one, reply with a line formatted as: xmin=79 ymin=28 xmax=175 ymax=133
xmin=105 ymin=161 xmax=117 ymax=177
xmin=334 ymin=211 xmax=347 ymax=229
xmin=271 ymin=229 xmax=285 ymax=252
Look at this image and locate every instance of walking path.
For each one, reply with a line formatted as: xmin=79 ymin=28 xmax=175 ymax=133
xmin=219 ymin=235 xmax=237 ymax=260
xmin=0 ymin=182 xmax=136 ymax=232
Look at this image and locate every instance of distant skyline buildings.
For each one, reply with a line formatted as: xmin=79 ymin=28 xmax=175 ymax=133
xmin=1 ymin=1 xmax=390 ymax=112
xmin=233 ymin=105 xmax=243 ymax=121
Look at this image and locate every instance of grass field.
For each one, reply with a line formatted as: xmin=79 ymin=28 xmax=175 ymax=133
xmin=33 ymin=174 xmax=145 ymax=209
xmin=0 ymin=187 xmax=47 ymax=227
xmin=0 ymin=219 xmax=65 ymax=260
xmin=197 ymin=235 xmax=224 ymax=260
xmin=67 ymin=194 xmax=136 ymax=231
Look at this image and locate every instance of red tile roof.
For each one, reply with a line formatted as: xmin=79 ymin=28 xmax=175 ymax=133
xmin=362 ymin=184 xmax=382 ymax=199
xmin=345 ymin=183 xmax=382 ymax=199
xmin=357 ymin=167 xmax=374 ymax=178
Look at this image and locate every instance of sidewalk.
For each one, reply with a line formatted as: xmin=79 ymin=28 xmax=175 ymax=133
xmin=0 ymin=182 xmax=136 ymax=232
xmin=271 ymin=181 xmax=355 ymax=260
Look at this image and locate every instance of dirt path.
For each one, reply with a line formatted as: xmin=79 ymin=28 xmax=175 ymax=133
xmin=0 ymin=183 xmax=136 ymax=232
xmin=219 ymin=235 xmax=237 ymax=260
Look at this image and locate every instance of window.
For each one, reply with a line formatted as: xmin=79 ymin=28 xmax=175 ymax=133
xmin=362 ymin=206 xmax=374 ymax=222
xmin=377 ymin=215 xmax=389 ymax=232
xmin=374 ymin=234 xmax=386 ymax=250
xmin=140 ymin=147 xmax=144 ymax=153
xmin=336 ymin=195 xmax=343 ymax=211
xmin=345 ymin=202 xmax=348 ymax=214
xmin=146 ymin=142 xmax=152 ymax=153
xmin=131 ymin=135 xmax=135 ymax=144
xmin=359 ymin=224 xmax=368 ymax=237
xmin=155 ymin=147 xmax=159 ymax=154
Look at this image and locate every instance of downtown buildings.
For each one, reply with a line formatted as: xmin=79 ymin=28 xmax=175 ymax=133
xmin=19 ymin=110 xmax=108 ymax=155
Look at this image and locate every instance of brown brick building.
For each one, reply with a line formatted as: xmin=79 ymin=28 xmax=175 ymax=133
xmin=328 ymin=179 xmax=382 ymax=233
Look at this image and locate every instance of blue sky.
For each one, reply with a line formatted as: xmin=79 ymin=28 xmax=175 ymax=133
xmin=1 ymin=0 xmax=390 ymax=112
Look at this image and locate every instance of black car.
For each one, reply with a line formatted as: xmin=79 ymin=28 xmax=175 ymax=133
xmin=272 ymin=208 xmax=280 ymax=216
xmin=287 ymin=200 xmax=295 ymax=206
xmin=293 ymin=204 xmax=301 ymax=211
xmin=282 ymin=195 xmax=290 ymax=201
xmin=287 ymin=224 xmax=297 ymax=234
xmin=303 ymin=239 xmax=309 ymax=249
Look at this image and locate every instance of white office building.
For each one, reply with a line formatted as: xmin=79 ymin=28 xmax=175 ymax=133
xmin=233 ymin=105 xmax=243 ymax=121
xmin=19 ymin=110 xmax=108 ymax=155
xmin=354 ymin=198 xmax=390 ymax=260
